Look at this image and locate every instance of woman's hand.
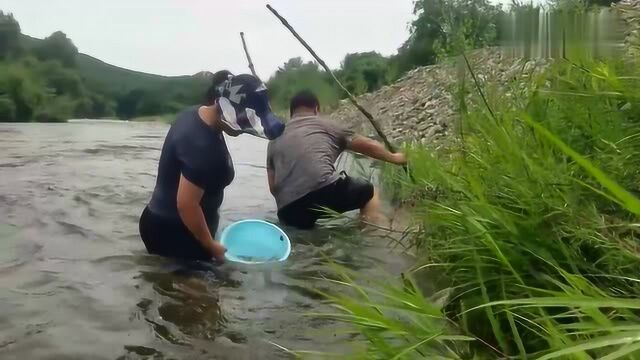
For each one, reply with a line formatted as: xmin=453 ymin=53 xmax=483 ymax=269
xmin=209 ymin=241 xmax=227 ymax=262
xmin=177 ymin=174 xmax=226 ymax=261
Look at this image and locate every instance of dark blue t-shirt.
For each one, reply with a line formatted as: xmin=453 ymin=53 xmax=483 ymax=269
xmin=148 ymin=106 xmax=235 ymax=231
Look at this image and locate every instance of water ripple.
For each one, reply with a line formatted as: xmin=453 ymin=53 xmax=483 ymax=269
xmin=0 ymin=122 xmax=411 ymax=359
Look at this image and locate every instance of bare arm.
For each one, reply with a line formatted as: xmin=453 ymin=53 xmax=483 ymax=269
xmin=176 ymin=174 xmax=226 ymax=261
xmin=347 ymin=135 xmax=406 ymax=165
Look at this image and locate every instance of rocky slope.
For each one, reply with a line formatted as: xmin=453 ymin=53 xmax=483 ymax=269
xmin=331 ymin=49 xmax=546 ymax=144
xmin=331 ymin=2 xmax=638 ymax=145
xmin=615 ymin=0 xmax=640 ymax=57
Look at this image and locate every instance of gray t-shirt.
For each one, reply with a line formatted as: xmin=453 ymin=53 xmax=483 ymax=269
xmin=267 ymin=114 xmax=354 ymax=209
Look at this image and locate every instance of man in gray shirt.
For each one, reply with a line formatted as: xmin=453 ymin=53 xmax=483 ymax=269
xmin=266 ymin=90 xmax=407 ymax=229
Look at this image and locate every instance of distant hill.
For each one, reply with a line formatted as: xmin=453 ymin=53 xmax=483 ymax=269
xmin=20 ymin=34 xmax=209 ymax=94
xmin=193 ymin=71 xmax=215 ymax=80
xmin=0 ymin=32 xmax=212 ymax=122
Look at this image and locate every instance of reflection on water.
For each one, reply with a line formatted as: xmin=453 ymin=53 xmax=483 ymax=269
xmin=0 ymin=122 xmax=411 ymax=359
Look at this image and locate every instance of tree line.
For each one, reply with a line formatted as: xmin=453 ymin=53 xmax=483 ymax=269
xmin=0 ymin=0 xmax=618 ymax=122
xmin=0 ymin=14 xmax=99 ymax=122
xmin=265 ymin=0 xmax=503 ymax=114
xmin=0 ymin=11 xmax=209 ymax=122
xmin=265 ymin=0 xmax=619 ymax=115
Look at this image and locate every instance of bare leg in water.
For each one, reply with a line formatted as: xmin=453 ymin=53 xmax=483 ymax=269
xmin=360 ymin=188 xmax=388 ymax=227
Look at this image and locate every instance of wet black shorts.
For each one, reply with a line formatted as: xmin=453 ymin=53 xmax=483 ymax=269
xmin=138 ymin=207 xmax=218 ymax=261
xmin=277 ymin=173 xmax=374 ymax=229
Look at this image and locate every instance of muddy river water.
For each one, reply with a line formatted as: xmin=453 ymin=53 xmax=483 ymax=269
xmin=0 ymin=121 xmax=410 ymax=360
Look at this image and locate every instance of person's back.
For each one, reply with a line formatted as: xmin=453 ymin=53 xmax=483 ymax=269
xmin=267 ymin=114 xmax=350 ymax=210
xmin=266 ymin=90 xmax=407 ymax=229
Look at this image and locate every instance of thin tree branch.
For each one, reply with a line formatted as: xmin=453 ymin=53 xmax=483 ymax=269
xmin=266 ymin=4 xmax=396 ymax=153
xmin=240 ymin=32 xmax=259 ymax=79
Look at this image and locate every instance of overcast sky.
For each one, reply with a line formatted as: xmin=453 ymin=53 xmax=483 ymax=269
xmin=3 ymin=0 xmax=416 ymax=78
xmin=3 ymin=0 xmax=509 ymax=79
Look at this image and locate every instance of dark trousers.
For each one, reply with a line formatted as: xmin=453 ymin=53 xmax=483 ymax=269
xmin=138 ymin=207 xmax=218 ymax=261
xmin=277 ymin=173 xmax=374 ymax=229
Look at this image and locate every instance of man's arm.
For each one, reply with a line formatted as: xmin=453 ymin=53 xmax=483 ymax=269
xmin=266 ymin=144 xmax=276 ymax=196
xmin=176 ymin=174 xmax=226 ymax=261
xmin=347 ymin=135 xmax=407 ymax=165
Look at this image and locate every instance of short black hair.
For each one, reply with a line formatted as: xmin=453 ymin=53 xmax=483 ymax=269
xmin=203 ymin=70 xmax=234 ymax=105
xmin=289 ymin=90 xmax=320 ymax=116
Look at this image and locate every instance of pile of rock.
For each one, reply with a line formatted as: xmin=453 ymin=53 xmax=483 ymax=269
xmin=331 ymin=48 xmax=547 ymax=145
xmin=331 ymin=1 xmax=639 ymax=145
xmin=614 ymin=0 xmax=640 ymax=58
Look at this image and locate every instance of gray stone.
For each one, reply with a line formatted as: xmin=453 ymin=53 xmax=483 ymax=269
xmin=330 ymin=47 xmax=557 ymax=142
xmin=418 ymin=122 xmax=435 ymax=132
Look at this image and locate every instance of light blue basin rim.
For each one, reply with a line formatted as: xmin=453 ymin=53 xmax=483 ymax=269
xmin=220 ymin=219 xmax=291 ymax=264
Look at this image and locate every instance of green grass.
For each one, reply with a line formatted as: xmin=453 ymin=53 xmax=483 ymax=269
xmin=301 ymin=55 xmax=640 ymax=359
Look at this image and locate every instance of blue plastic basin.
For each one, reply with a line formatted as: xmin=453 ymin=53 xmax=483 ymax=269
xmin=220 ymin=219 xmax=291 ymax=264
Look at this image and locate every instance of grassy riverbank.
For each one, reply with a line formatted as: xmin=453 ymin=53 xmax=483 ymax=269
xmin=311 ymin=55 xmax=640 ymax=359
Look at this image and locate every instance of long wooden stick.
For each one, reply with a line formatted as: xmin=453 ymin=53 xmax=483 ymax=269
xmin=266 ymin=4 xmax=396 ymax=152
xmin=240 ymin=32 xmax=259 ymax=79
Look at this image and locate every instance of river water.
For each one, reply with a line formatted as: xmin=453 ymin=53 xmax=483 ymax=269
xmin=0 ymin=121 xmax=411 ymax=360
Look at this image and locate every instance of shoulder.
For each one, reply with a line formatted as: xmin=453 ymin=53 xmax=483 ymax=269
xmin=173 ymin=129 xmax=220 ymax=159
xmin=172 ymin=106 xmax=198 ymax=125
xmin=316 ymin=115 xmax=342 ymax=127
xmin=170 ymin=109 xmax=195 ymax=140
xmin=173 ymin=108 xmax=216 ymax=143
xmin=292 ymin=115 xmax=335 ymax=129
xmin=317 ymin=116 xmax=353 ymax=134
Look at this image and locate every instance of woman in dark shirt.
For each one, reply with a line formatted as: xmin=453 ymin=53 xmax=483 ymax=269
xmin=139 ymin=71 xmax=284 ymax=262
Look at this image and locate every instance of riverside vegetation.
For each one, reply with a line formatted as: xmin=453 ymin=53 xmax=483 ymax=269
xmin=0 ymin=0 xmax=625 ymax=124
xmin=295 ymin=1 xmax=640 ymax=359
xmin=0 ymin=11 xmax=212 ymax=122
xmin=321 ymin=57 xmax=640 ymax=359
xmin=3 ymin=0 xmax=640 ymax=358
xmin=0 ymin=0 xmax=503 ymax=122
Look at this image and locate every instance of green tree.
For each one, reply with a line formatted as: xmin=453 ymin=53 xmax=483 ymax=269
xmin=5 ymin=64 xmax=46 ymax=120
xmin=338 ymin=52 xmax=390 ymax=95
xmin=394 ymin=0 xmax=502 ymax=74
xmin=266 ymin=58 xmax=339 ymax=115
xmin=0 ymin=97 xmax=16 ymax=121
xmin=34 ymin=95 xmax=75 ymax=122
xmin=0 ymin=12 xmax=212 ymax=122
xmin=34 ymin=31 xmax=78 ymax=67
xmin=0 ymin=11 xmax=21 ymax=59
xmin=73 ymin=97 xmax=93 ymax=118
xmin=136 ymin=89 xmax=170 ymax=116
xmin=278 ymin=57 xmax=305 ymax=72
xmin=395 ymin=0 xmax=446 ymax=72
xmin=116 ymin=88 xmax=145 ymax=119
xmin=36 ymin=60 xmax=84 ymax=96
xmin=437 ymin=0 xmax=501 ymax=55
xmin=88 ymin=93 xmax=115 ymax=118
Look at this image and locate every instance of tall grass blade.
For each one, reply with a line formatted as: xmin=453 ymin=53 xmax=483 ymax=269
xmin=537 ymin=333 xmax=640 ymax=360
xmin=522 ymin=114 xmax=640 ymax=216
